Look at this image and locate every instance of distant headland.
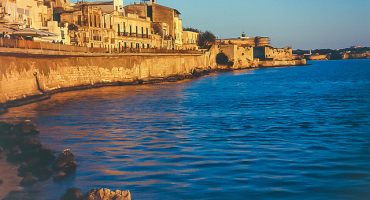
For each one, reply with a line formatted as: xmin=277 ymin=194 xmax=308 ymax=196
xmin=294 ymin=46 xmax=370 ymax=61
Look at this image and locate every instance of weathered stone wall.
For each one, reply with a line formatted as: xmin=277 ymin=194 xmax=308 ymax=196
xmin=0 ymin=45 xmax=305 ymax=107
xmin=220 ymin=45 xmax=255 ymax=68
xmin=0 ymin=49 xmax=217 ymax=104
xmin=258 ymin=59 xmax=307 ymax=67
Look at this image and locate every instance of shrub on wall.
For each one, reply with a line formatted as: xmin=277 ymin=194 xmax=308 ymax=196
xmin=216 ymin=52 xmax=233 ymax=67
xmin=198 ymin=31 xmax=216 ymax=49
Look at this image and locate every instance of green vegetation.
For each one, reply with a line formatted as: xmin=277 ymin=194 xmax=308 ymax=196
xmin=198 ymin=31 xmax=216 ymax=49
xmin=183 ymin=27 xmax=201 ymax=33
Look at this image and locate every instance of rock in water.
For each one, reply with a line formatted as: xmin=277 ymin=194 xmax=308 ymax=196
xmin=87 ymin=188 xmax=131 ymax=200
xmin=60 ymin=188 xmax=84 ymax=200
xmin=20 ymin=174 xmax=38 ymax=186
xmin=15 ymin=120 xmax=39 ymax=135
xmin=0 ymin=122 xmax=13 ymax=135
xmin=114 ymin=190 xmax=132 ymax=200
xmin=53 ymin=149 xmax=77 ymax=181
xmin=53 ymin=171 xmax=67 ymax=181
xmin=54 ymin=149 xmax=76 ymax=169
xmin=0 ymin=146 xmax=3 ymax=159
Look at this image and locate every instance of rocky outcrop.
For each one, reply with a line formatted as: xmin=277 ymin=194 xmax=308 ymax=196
xmin=53 ymin=149 xmax=77 ymax=181
xmin=0 ymin=120 xmax=79 ymax=200
xmin=0 ymin=120 xmax=55 ymax=185
xmin=0 ymin=121 xmax=131 ymax=200
xmin=87 ymin=188 xmax=131 ymax=200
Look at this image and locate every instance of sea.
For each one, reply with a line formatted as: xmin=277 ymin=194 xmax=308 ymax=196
xmin=1 ymin=59 xmax=370 ymax=200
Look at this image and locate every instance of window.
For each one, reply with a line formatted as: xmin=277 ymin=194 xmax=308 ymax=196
xmin=118 ymin=24 xmax=120 ymax=35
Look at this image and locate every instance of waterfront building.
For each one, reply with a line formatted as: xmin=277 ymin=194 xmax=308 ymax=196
xmin=0 ymin=0 xmax=200 ymax=51
xmin=182 ymin=30 xmax=199 ymax=50
xmin=0 ymin=0 xmax=70 ymax=43
xmin=56 ymin=0 xmax=190 ymax=51
xmin=253 ymin=46 xmax=293 ymax=61
xmin=0 ymin=0 xmax=50 ymax=29
xmin=125 ymin=0 xmax=183 ymax=49
xmin=219 ymin=33 xmax=271 ymax=48
xmin=219 ymin=33 xmax=292 ymax=61
xmin=59 ymin=2 xmax=115 ymax=48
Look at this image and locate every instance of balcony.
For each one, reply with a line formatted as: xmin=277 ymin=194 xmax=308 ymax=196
xmin=117 ymin=32 xmax=150 ymax=39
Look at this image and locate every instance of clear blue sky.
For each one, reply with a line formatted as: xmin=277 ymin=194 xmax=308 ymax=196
xmin=123 ymin=0 xmax=369 ymax=49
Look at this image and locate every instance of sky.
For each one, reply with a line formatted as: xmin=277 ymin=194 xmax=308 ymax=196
xmin=122 ymin=0 xmax=370 ymax=49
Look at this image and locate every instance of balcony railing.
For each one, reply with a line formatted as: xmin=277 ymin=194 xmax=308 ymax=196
xmin=117 ymin=32 xmax=150 ymax=39
xmin=0 ymin=38 xmax=202 ymax=55
xmin=0 ymin=38 xmax=108 ymax=53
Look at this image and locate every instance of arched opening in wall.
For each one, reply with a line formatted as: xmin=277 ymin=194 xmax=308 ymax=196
xmin=216 ymin=52 xmax=233 ymax=67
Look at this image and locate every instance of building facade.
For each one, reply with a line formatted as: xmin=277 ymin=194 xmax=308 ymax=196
xmin=0 ymin=0 xmax=202 ymax=51
xmin=0 ymin=0 xmax=49 ymax=29
xmin=253 ymin=46 xmax=293 ymax=61
xmin=182 ymin=30 xmax=198 ymax=50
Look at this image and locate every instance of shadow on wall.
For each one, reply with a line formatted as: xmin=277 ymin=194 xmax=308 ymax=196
xmin=216 ymin=52 xmax=234 ymax=67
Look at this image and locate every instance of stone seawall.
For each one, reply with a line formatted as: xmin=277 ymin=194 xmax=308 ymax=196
xmin=0 ymin=46 xmax=306 ymax=111
xmin=0 ymin=48 xmax=219 ymax=107
xmin=258 ymin=59 xmax=307 ymax=67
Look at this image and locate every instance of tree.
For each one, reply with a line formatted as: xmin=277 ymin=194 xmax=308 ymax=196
xmin=183 ymin=27 xmax=200 ymax=33
xmin=198 ymin=31 xmax=216 ymax=49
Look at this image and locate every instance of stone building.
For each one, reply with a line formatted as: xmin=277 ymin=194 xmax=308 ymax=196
xmin=1 ymin=0 xmax=200 ymax=51
xmin=0 ymin=0 xmax=50 ymax=29
xmin=219 ymin=44 xmax=254 ymax=67
xmin=219 ymin=33 xmax=292 ymax=61
xmin=253 ymin=46 xmax=293 ymax=61
xmin=219 ymin=33 xmax=271 ymax=48
xmin=182 ymin=30 xmax=198 ymax=50
xmin=125 ymin=0 xmax=183 ymax=49
xmin=60 ymin=0 xmax=178 ymax=50
xmin=59 ymin=2 xmax=117 ymax=49
xmin=0 ymin=0 xmax=70 ymax=43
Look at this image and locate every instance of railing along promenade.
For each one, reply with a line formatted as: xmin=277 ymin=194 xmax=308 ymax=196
xmin=0 ymin=38 xmax=202 ymax=55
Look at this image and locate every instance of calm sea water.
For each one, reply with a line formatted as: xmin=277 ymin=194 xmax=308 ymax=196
xmin=1 ymin=60 xmax=370 ymax=200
